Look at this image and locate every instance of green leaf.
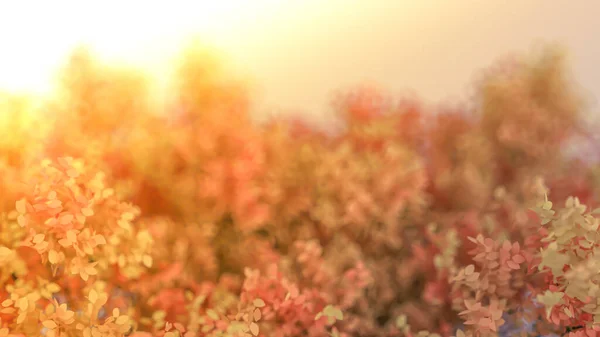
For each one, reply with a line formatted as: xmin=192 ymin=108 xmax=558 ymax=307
xmin=395 ymin=315 xmax=407 ymax=328
xmin=322 ymin=305 xmax=343 ymax=321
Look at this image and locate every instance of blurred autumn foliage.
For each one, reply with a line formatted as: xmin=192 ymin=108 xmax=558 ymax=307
xmin=0 ymin=43 xmax=598 ymax=337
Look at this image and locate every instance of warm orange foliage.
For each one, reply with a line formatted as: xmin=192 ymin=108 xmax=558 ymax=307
xmin=0 ymin=43 xmax=597 ymax=337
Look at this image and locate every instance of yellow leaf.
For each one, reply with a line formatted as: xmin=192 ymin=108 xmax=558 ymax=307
xmin=16 ymin=312 xmax=26 ymax=324
xmin=15 ymin=199 xmax=26 ymax=214
xmin=46 ymin=283 xmax=61 ymax=293
xmin=42 ymin=320 xmax=58 ymax=329
xmin=17 ymin=215 xmax=27 ymax=227
xmin=47 ymin=200 xmax=62 ymax=208
xmin=85 ymin=265 xmax=98 ymax=276
xmin=93 ymin=235 xmax=106 ymax=245
xmin=253 ymin=308 xmax=261 ymax=321
xmin=142 ymin=255 xmax=153 ymax=268
xmin=59 ymin=214 xmax=74 ymax=225
xmin=48 ymin=249 xmax=59 ymax=264
xmin=67 ymin=230 xmax=77 ymax=243
xmin=33 ymin=234 xmax=45 ymax=244
xmin=152 ymin=310 xmax=166 ymax=321
xmin=81 ymin=208 xmax=94 ymax=217
xmin=0 ymin=247 xmax=12 ymax=259
xmin=17 ymin=297 xmax=28 ymax=311
xmin=89 ymin=289 xmax=98 ymax=304
xmin=118 ymin=255 xmax=126 ymax=268
xmin=116 ymin=315 xmax=129 ymax=325
xmin=67 ymin=168 xmax=79 ymax=178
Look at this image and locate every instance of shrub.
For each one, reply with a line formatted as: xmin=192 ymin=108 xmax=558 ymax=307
xmin=0 ymin=43 xmax=596 ymax=337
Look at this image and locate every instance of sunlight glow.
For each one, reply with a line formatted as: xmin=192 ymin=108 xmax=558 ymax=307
xmin=0 ymin=0 xmax=289 ymax=96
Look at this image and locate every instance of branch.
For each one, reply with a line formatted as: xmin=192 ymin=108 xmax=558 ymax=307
xmin=562 ymin=325 xmax=584 ymax=336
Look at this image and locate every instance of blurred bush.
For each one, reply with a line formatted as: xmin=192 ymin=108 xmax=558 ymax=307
xmin=0 ymin=43 xmax=597 ymax=337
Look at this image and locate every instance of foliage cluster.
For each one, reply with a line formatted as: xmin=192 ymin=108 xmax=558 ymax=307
xmin=0 ymin=44 xmax=597 ymax=337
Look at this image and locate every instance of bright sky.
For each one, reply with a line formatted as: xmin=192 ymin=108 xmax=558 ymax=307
xmin=0 ymin=0 xmax=294 ymax=92
xmin=0 ymin=1 xmax=598 ymax=124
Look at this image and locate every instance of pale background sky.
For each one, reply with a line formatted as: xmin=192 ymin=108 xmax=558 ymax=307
xmin=0 ymin=1 xmax=598 ymax=124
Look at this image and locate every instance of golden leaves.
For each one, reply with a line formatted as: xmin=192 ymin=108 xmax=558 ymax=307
xmin=0 ymin=46 xmax=587 ymax=337
xmin=42 ymin=320 xmax=58 ymax=329
xmin=48 ymin=249 xmax=64 ymax=264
